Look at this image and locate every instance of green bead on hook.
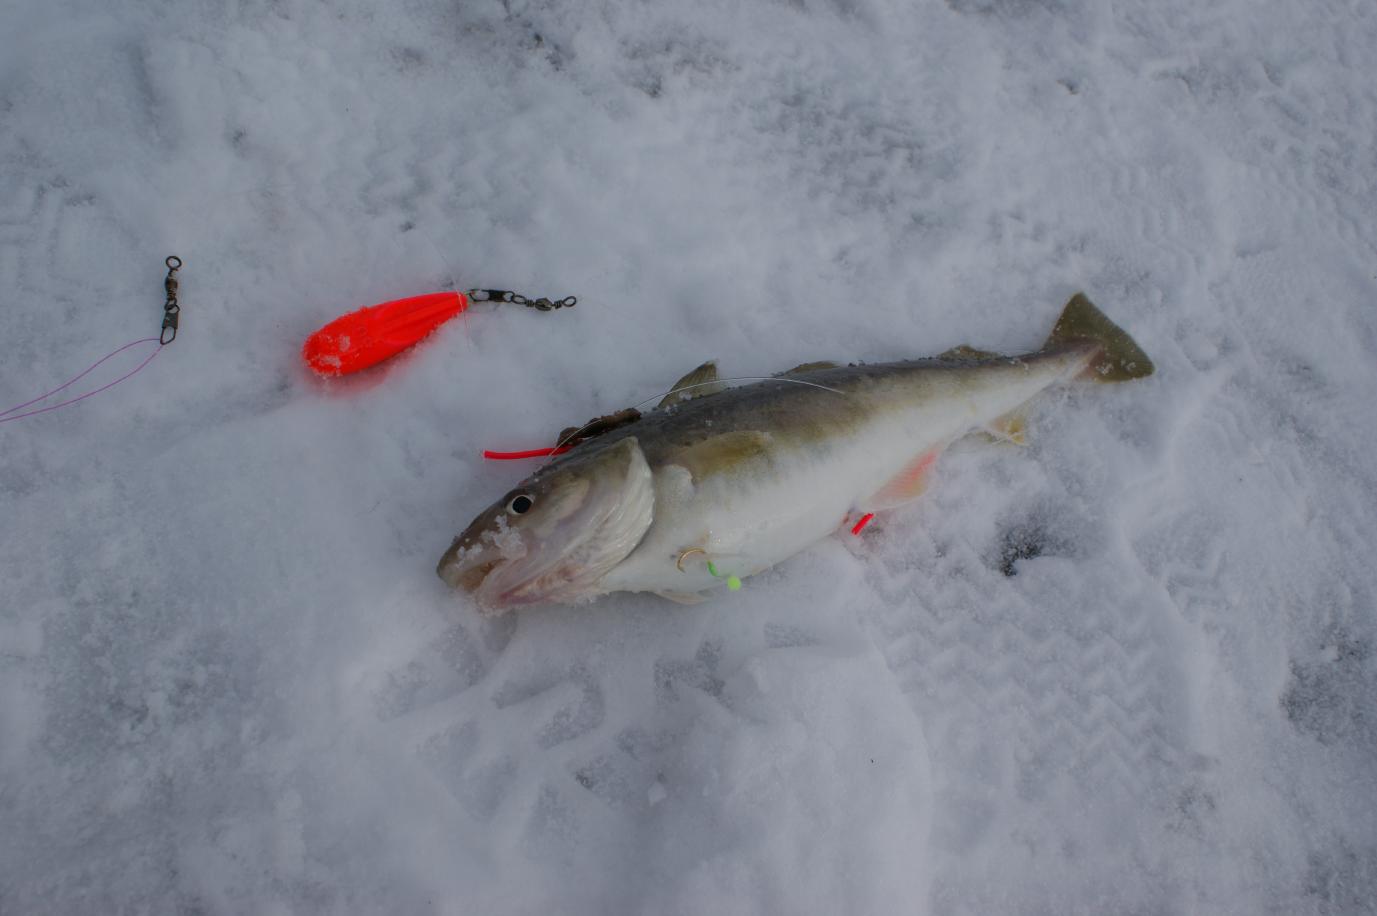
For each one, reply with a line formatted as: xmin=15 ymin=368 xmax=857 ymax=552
xmin=705 ymin=560 xmax=742 ymax=591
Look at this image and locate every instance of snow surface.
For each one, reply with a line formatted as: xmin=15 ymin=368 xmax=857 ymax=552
xmin=3 ymin=0 xmax=1377 ymax=911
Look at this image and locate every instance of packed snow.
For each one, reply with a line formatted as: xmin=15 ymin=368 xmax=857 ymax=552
xmin=3 ymin=0 xmax=1376 ymax=911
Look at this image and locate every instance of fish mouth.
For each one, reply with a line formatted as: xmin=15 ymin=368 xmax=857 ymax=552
xmin=435 ymin=538 xmax=594 ymax=614
xmin=436 ymin=544 xmax=498 ymax=593
xmin=436 ymin=535 xmax=527 ymax=613
xmin=437 ymin=521 xmax=634 ymax=613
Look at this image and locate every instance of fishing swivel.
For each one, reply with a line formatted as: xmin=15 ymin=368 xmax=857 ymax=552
xmin=160 ymin=255 xmax=182 ymax=345
xmin=466 ymin=288 xmax=577 ymax=311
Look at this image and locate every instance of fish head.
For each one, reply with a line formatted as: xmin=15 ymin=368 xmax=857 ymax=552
xmin=437 ymin=437 xmax=654 ymax=613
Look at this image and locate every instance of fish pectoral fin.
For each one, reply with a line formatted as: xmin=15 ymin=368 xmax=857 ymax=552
xmin=654 ymin=589 xmax=713 ymax=605
xmin=867 ymin=447 xmax=941 ymax=510
xmin=774 ymin=360 xmax=839 ymax=376
xmin=659 ymin=361 xmax=723 ymax=408
xmin=939 ymin=345 xmax=1003 ymax=361
xmin=673 ymin=430 xmax=774 ymax=480
xmin=983 ymin=409 xmax=1029 ymax=446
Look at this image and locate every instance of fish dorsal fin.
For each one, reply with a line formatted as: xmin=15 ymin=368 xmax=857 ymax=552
xmin=774 ymin=360 xmax=839 ymax=377
xmin=1046 ymin=293 xmax=1154 ymax=381
xmin=939 ymin=345 xmax=1002 ymax=361
xmin=867 ymin=447 xmax=940 ymax=510
xmin=659 ymin=361 xmax=723 ymax=408
xmin=557 ymin=407 xmax=642 ymax=448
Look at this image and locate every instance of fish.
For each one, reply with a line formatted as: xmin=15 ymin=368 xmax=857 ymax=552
xmin=437 ymin=293 xmax=1153 ymax=613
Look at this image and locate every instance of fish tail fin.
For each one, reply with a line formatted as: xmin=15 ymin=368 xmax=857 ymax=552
xmin=1045 ymin=293 xmax=1155 ymax=382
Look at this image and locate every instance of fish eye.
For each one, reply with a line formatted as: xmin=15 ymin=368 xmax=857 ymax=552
xmin=507 ymin=494 xmax=534 ymax=515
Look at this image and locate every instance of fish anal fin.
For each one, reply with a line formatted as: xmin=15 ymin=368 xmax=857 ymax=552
xmin=868 ymin=447 xmax=940 ymax=510
xmin=655 ymin=589 xmax=712 ymax=605
xmin=939 ymin=345 xmax=1003 ymax=361
xmin=659 ymin=361 xmax=723 ymax=408
xmin=984 ymin=409 xmax=1029 ymax=446
xmin=775 ymin=360 xmax=839 ymax=376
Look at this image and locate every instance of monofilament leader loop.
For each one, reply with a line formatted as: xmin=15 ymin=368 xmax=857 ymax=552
xmin=0 ymin=256 xmax=183 ymax=425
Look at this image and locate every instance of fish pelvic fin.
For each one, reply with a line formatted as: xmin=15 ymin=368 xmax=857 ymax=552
xmin=1046 ymin=293 xmax=1155 ymax=382
xmin=867 ymin=447 xmax=940 ymax=510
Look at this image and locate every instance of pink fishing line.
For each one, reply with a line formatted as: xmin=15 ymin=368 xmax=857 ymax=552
xmin=0 ymin=338 xmax=162 ymax=424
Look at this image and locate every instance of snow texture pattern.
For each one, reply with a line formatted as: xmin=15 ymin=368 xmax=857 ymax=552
xmin=2 ymin=0 xmax=1376 ymax=912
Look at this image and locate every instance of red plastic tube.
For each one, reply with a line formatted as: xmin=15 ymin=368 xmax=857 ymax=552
xmin=302 ymin=291 xmax=468 ymax=376
xmin=482 ymin=447 xmax=572 ymax=460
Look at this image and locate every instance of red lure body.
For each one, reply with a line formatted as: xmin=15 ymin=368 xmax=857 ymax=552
xmin=302 ymin=291 xmax=468 ymax=377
